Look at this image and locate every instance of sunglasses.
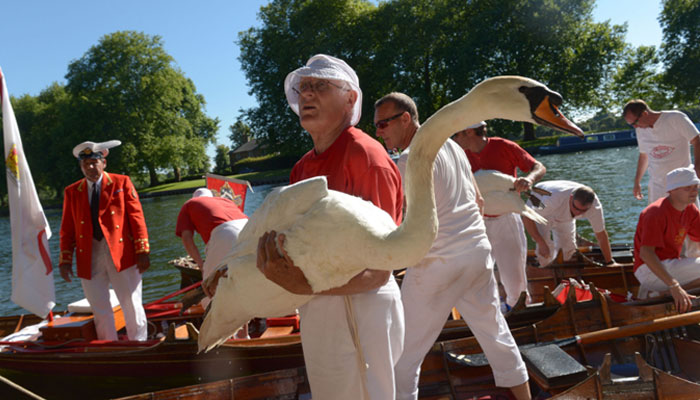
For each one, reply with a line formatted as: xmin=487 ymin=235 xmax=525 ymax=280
xmin=628 ymin=112 xmax=643 ymax=127
xmin=571 ymin=201 xmax=590 ymax=214
xmin=375 ymin=112 xmax=405 ymax=129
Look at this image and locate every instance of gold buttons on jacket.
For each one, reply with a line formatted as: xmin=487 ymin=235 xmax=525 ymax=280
xmin=79 ymin=249 xmax=83 ymax=253
xmin=80 ymin=220 xmax=84 ymax=224
xmin=111 ymin=211 xmax=115 ymax=215
xmin=119 ymin=238 xmax=123 ymax=243
xmin=116 ymin=225 xmax=120 ymax=229
xmin=79 ymin=234 xmax=83 ymax=238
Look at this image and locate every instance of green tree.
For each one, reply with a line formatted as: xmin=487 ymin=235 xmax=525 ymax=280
xmin=608 ymin=46 xmax=672 ymax=111
xmin=65 ymin=31 xmax=218 ymax=186
xmin=229 ymin=119 xmax=253 ymax=149
xmin=238 ymin=0 xmax=376 ymax=155
xmin=659 ymin=0 xmax=700 ymax=105
xmin=238 ymin=0 xmax=626 ymax=148
xmin=214 ymin=144 xmax=232 ymax=174
xmin=10 ymin=84 xmax=83 ymax=197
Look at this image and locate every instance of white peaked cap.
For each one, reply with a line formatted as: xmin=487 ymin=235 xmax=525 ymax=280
xmin=73 ymin=140 xmax=122 ymax=159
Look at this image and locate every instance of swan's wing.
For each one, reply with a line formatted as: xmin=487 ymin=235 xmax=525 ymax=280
xmin=474 ymin=170 xmax=516 ymax=193
xmin=283 ymin=190 xmax=399 ymax=293
xmin=198 ymin=254 xmax=312 ymax=352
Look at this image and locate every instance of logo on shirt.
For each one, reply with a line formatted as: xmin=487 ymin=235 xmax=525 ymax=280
xmin=649 ymin=145 xmax=675 ymax=159
xmin=676 ymin=228 xmax=687 ymax=246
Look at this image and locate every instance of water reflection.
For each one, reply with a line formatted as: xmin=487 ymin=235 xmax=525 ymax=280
xmin=0 ymin=146 xmax=647 ymax=316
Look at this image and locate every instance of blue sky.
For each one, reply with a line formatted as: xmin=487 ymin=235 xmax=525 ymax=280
xmin=0 ymin=0 xmax=664 ymax=159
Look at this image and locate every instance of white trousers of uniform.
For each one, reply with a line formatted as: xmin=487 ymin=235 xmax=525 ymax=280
xmin=80 ymin=239 xmax=147 ymax=341
xmin=534 ymin=220 xmax=577 ymax=267
xmin=201 ymin=219 xmax=247 ymax=309
xmin=202 ymin=219 xmax=248 ymax=280
xmin=299 ymin=276 xmax=404 ymax=400
xmin=484 ymin=213 xmax=530 ymax=306
xmin=635 ymin=257 xmax=700 ymax=298
xmin=395 ymin=249 xmax=528 ymax=400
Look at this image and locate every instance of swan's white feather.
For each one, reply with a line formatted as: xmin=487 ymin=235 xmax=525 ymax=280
xmin=474 ymin=170 xmax=548 ymax=225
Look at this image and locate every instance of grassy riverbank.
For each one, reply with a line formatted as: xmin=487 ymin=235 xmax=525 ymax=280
xmin=139 ymin=168 xmax=292 ymax=194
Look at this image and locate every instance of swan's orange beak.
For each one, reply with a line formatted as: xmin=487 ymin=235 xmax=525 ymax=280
xmin=532 ymin=96 xmax=584 ymax=137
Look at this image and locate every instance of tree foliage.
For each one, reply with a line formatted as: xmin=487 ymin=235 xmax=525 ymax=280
xmin=229 ymin=119 xmax=253 ymax=149
xmin=65 ymin=31 xmax=219 ymax=186
xmin=237 ymin=0 xmax=627 ymax=149
xmin=213 ymin=144 xmax=232 ymax=174
xmin=659 ymin=0 xmax=700 ymax=105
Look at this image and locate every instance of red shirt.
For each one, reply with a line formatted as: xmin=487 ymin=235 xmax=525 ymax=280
xmin=176 ymin=196 xmax=248 ymax=243
xmin=290 ymin=126 xmax=403 ymax=225
xmin=465 ymin=137 xmax=536 ymax=176
xmin=633 ymin=197 xmax=700 ymax=271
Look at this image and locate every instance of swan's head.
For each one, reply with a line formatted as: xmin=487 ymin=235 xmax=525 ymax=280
xmin=469 ymin=76 xmax=584 ymax=137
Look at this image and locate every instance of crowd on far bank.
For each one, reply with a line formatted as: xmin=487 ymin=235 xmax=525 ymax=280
xmin=57 ymin=54 xmax=700 ymax=400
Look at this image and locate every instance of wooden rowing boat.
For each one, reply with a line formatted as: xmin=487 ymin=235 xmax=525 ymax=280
xmin=550 ymin=352 xmax=700 ymax=399
xmin=0 ymin=285 xmax=304 ymax=400
xmin=420 ymin=284 xmax=700 ymax=397
xmin=523 ymin=243 xmax=639 ymax=303
xmin=114 ymin=367 xmax=312 ymax=400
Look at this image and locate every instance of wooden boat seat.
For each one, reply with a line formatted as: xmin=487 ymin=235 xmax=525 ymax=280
xmin=39 ymin=306 xmax=125 ymax=341
xmin=519 ymin=344 xmax=588 ymax=391
xmin=260 ymin=315 xmax=299 ymax=338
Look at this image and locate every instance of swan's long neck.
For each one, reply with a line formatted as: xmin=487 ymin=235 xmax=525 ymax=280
xmin=382 ymin=85 xmax=498 ymax=267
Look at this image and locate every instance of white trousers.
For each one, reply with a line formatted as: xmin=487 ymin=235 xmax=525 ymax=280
xmin=395 ymin=250 xmax=528 ymax=400
xmin=80 ymin=239 xmax=147 ymax=341
xmin=484 ymin=213 xmax=530 ymax=306
xmin=201 ymin=219 xmax=247 ymax=309
xmin=635 ymin=257 xmax=700 ymax=297
xmin=299 ymin=277 xmax=404 ymax=400
xmin=534 ymin=220 xmax=577 ymax=267
xmin=202 ymin=219 xmax=248 ymax=280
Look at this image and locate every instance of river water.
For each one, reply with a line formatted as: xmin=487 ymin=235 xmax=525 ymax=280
xmin=0 ymin=145 xmax=646 ymax=316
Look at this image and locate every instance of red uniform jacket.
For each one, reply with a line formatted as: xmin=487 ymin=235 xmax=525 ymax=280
xmin=59 ymin=172 xmax=150 ymax=279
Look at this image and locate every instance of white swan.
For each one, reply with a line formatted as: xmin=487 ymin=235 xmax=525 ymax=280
xmin=474 ymin=169 xmax=549 ymax=225
xmin=198 ymin=76 xmax=583 ymax=352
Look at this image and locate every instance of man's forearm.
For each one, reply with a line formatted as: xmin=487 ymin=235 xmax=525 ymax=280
xmin=594 ymin=229 xmax=614 ymax=263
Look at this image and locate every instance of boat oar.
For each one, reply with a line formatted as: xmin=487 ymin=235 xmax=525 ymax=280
xmin=0 ymin=374 xmax=47 ymax=400
xmin=448 ymin=309 xmax=700 ymax=367
xmin=575 ymin=308 xmax=700 ymax=345
xmin=145 ymin=281 xmax=202 ymax=307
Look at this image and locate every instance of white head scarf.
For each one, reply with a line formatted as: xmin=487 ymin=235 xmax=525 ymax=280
xmin=284 ymin=54 xmax=363 ymax=126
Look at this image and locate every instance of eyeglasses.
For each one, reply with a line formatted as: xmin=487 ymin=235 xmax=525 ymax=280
xmin=628 ymin=112 xmax=643 ymax=127
xmin=375 ymin=112 xmax=405 ymax=129
xmin=292 ymin=80 xmax=347 ymax=96
xmin=571 ymin=201 xmax=590 ymax=214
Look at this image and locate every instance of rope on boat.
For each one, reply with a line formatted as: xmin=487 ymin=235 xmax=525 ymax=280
xmin=0 ymin=373 xmax=47 ymax=400
xmin=344 ymin=295 xmax=370 ymax=400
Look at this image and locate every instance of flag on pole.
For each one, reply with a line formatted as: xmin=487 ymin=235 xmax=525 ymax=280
xmin=205 ymin=173 xmax=252 ymax=212
xmin=1 ymin=67 xmax=55 ymax=318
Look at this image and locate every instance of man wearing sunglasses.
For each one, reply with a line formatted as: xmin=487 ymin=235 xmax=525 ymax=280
xmin=522 ymin=181 xmax=617 ymax=268
xmin=256 ymin=54 xmax=404 ymax=400
xmin=622 ymin=99 xmax=700 ymax=204
xmin=374 ymin=92 xmax=531 ymax=400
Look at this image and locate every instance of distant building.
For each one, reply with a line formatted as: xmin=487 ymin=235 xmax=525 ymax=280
xmin=230 ymin=139 xmax=265 ymax=162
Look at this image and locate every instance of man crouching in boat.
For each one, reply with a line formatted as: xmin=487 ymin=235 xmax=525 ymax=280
xmin=634 ymin=166 xmax=700 ymax=313
xmin=58 ymin=140 xmax=150 ymax=341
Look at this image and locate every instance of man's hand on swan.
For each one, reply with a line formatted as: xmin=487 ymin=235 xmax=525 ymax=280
xmin=513 ymin=177 xmax=532 ymax=193
xmin=257 ymin=230 xmax=313 ymax=295
xmin=203 ymin=265 xmax=228 ymax=298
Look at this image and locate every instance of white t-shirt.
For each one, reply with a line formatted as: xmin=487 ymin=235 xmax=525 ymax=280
xmin=528 ymin=180 xmax=605 ymax=233
xmin=636 ymin=111 xmax=699 ymax=180
xmin=398 ymin=139 xmax=490 ymax=257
